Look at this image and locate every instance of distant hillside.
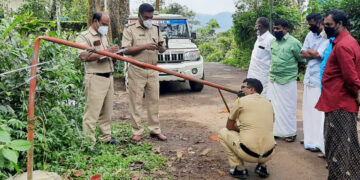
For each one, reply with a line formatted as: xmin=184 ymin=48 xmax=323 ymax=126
xmin=192 ymin=12 xmax=233 ymax=33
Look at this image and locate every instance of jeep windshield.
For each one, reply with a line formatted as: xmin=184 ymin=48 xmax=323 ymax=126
xmin=129 ymin=19 xmax=190 ymax=39
xmin=157 ymin=19 xmax=190 ymax=39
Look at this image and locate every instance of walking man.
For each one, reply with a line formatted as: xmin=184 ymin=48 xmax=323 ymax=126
xmin=76 ymin=12 xmax=119 ymax=145
xmin=316 ymin=10 xmax=360 ymax=179
xmin=247 ymin=17 xmax=274 ymax=100
xmin=300 ymin=13 xmax=329 ymax=154
xmin=269 ymin=19 xmax=305 ymax=142
xmin=122 ymin=3 xmax=167 ymax=142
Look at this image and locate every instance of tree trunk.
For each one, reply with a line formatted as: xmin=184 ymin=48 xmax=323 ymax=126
xmin=87 ymin=0 xmax=129 ymax=44
xmin=56 ymin=0 xmax=61 ymax=33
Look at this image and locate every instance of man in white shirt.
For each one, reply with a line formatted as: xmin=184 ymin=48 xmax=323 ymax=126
xmin=300 ymin=13 xmax=329 ymax=155
xmin=247 ymin=17 xmax=275 ymax=100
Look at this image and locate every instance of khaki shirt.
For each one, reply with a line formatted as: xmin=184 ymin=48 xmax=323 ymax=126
xmin=229 ymin=93 xmax=276 ymax=154
xmin=75 ymin=26 xmax=114 ymax=73
xmin=121 ymin=21 xmax=164 ymax=65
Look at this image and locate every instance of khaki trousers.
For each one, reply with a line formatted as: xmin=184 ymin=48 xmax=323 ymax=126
xmin=128 ymin=65 xmax=161 ymax=135
xmin=83 ymin=74 xmax=113 ymax=143
xmin=218 ymin=128 xmax=273 ymax=169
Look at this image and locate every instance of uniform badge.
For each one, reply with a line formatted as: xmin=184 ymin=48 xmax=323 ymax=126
xmin=93 ymin=40 xmax=101 ymax=46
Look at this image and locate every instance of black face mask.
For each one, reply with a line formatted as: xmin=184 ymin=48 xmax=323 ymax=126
xmin=325 ymin=27 xmax=336 ymax=38
xmin=309 ymin=25 xmax=319 ymax=34
xmin=274 ymin=31 xmax=284 ymax=40
xmin=237 ymin=91 xmax=245 ymax=98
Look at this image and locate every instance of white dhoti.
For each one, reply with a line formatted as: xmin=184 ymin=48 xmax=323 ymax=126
xmin=269 ymin=80 xmax=297 ymax=137
xmin=302 ymin=85 xmax=325 ymax=153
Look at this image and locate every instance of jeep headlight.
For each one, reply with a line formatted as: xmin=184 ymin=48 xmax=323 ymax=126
xmin=184 ymin=50 xmax=201 ymax=61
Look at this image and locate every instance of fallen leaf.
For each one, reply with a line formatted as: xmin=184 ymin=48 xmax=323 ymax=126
xmin=176 ymin=148 xmax=186 ymax=161
xmin=217 ymin=169 xmax=226 ymax=176
xmin=171 ymin=167 xmax=177 ymax=172
xmin=219 ymin=109 xmax=229 ymax=113
xmin=166 ymin=161 xmax=173 ymax=167
xmin=90 ymin=174 xmax=102 ymax=180
xmin=209 ymin=135 xmax=220 ymax=142
xmin=200 ymin=148 xmax=212 ymax=156
xmin=152 ymin=146 xmax=161 ymax=153
xmin=73 ymin=169 xmax=84 ymax=177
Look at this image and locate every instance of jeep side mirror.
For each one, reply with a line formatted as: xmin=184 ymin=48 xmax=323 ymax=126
xmin=191 ymin=32 xmax=197 ymax=39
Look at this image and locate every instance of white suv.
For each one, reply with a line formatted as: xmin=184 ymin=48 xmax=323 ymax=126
xmin=125 ymin=14 xmax=204 ymax=92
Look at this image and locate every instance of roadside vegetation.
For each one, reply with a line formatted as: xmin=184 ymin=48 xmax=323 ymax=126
xmin=0 ymin=2 xmax=166 ymax=179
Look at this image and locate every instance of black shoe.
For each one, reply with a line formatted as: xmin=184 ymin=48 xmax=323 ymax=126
xmin=255 ymin=164 xmax=270 ymax=178
xmin=229 ymin=168 xmax=248 ymax=179
xmin=108 ymin=138 xmax=120 ymax=144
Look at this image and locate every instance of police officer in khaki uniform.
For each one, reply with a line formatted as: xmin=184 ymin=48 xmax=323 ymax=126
xmin=76 ymin=12 xmax=119 ymax=145
xmin=218 ymin=78 xmax=276 ymax=179
xmin=122 ymin=3 xmax=166 ymax=142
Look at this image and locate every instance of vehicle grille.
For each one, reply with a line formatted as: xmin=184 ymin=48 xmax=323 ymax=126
xmin=158 ymin=53 xmax=184 ymax=63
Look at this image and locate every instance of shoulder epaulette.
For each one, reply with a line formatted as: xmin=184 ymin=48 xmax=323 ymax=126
xmin=126 ymin=23 xmax=136 ymax=27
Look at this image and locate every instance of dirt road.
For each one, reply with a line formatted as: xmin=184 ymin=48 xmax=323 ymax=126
xmin=114 ymin=62 xmax=330 ymax=180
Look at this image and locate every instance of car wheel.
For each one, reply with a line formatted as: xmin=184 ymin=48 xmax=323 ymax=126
xmin=189 ymin=73 xmax=204 ymax=92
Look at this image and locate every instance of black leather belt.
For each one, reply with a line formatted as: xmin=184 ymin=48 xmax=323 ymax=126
xmin=94 ymin=73 xmax=111 ymax=78
xmin=240 ymin=143 xmax=274 ymax=159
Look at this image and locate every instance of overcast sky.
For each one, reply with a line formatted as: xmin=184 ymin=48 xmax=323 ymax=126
xmin=129 ymin=0 xmax=237 ymax=15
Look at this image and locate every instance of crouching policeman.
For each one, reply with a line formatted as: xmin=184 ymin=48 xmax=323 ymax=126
xmin=218 ymin=78 xmax=276 ymax=179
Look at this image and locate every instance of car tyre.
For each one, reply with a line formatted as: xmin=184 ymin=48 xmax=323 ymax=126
xmin=189 ymin=73 xmax=204 ymax=92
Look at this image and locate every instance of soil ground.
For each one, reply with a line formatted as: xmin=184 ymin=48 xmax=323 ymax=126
xmin=113 ymin=62 xmax=360 ymax=180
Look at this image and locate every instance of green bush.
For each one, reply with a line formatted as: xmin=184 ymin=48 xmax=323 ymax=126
xmin=0 ymin=12 xmax=85 ymax=178
xmin=198 ymin=42 xmax=217 ymax=58
xmin=231 ymin=0 xmax=303 ymax=69
xmin=0 ymin=12 xmax=163 ymax=179
xmin=313 ymin=0 xmax=360 ymax=42
xmin=207 ymin=49 xmax=224 ymax=62
xmin=222 ymin=48 xmax=252 ymax=69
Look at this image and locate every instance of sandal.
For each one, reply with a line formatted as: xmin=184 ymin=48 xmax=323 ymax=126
xmin=284 ymin=135 xmax=296 ymax=143
xmin=317 ymin=153 xmax=326 ymax=159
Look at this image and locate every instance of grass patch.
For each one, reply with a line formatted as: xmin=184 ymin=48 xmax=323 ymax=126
xmin=44 ymin=122 xmax=168 ymax=179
